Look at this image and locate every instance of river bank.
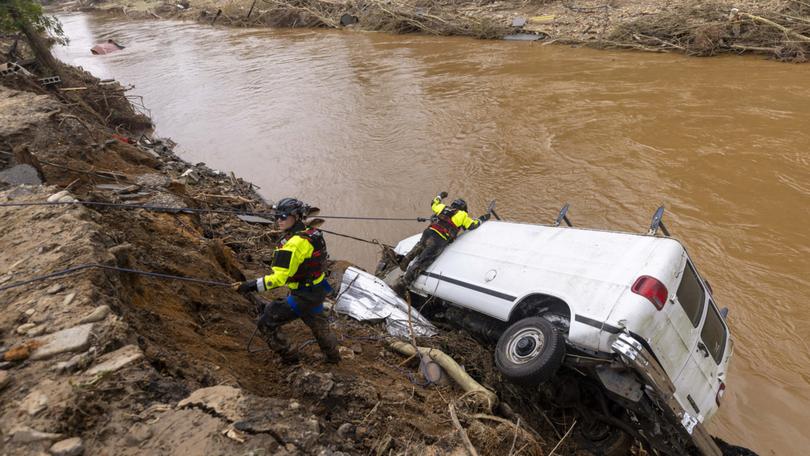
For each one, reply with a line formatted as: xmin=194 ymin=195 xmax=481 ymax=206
xmin=52 ymin=0 xmax=810 ymax=62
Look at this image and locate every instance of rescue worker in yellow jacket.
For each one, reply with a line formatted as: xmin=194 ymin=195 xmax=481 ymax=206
xmin=233 ymin=198 xmax=340 ymax=365
xmin=393 ymin=191 xmax=490 ymax=296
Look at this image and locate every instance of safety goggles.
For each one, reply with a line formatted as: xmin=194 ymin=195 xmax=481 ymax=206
xmin=274 ymin=213 xmax=291 ymax=221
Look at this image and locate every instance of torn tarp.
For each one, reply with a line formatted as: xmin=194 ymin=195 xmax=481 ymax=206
xmin=335 ymin=267 xmax=437 ymax=338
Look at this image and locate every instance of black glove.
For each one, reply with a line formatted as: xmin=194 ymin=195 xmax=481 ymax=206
xmin=439 ymin=191 xmax=448 ymax=199
xmin=236 ymin=279 xmax=259 ymax=294
xmin=479 ymin=213 xmax=491 ymax=222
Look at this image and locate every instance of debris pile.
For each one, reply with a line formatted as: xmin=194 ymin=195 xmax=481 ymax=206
xmin=609 ymin=0 xmax=810 ymax=61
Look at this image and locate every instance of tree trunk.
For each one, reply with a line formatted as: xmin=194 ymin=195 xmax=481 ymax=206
xmin=10 ymin=8 xmax=61 ymax=75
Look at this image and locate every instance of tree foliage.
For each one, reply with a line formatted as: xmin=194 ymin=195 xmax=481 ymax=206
xmin=0 ymin=0 xmax=67 ymax=45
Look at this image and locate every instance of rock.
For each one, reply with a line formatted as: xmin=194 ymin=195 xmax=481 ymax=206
xmin=20 ymin=389 xmax=49 ymax=416
xmin=0 ymin=370 xmax=10 ymax=390
xmin=49 ymin=437 xmax=84 ymax=456
xmin=124 ymin=423 xmax=153 ymax=446
xmin=27 ymin=324 xmax=47 ymax=337
xmin=338 ymin=346 xmax=355 ymax=359
xmin=30 ymin=323 xmax=94 ymax=361
xmin=78 ymin=305 xmax=110 ymax=324
xmin=337 ymin=423 xmax=354 ymax=439
xmin=57 ymin=195 xmax=78 ymax=203
xmin=0 ymin=164 xmax=42 ymax=185
xmin=47 ymin=191 xmax=70 ymax=203
xmin=46 ymin=283 xmax=64 ymax=294
xmin=287 ymin=368 xmax=334 ymax=400
xmin=62 ymin=293 xmax=76 ymax=307
xmin=135 ymin=173 xmax=170 ymax=187
xmin=85 ymin=345 xmax=142 ymax=376
xmin=32 ymin=312 xmax=50 ymax=324
xmin=10 ymin=425 xmax=62 ymax=443
xmin=53 ymin=349 xmax=96 ymax=373
xmin=177 ymin=385 xmax=244 ymax=421
xmin=25 ymin=308 xmax=36 ymax=316
xmin=16 ymin=322 xmax=36 ymax=335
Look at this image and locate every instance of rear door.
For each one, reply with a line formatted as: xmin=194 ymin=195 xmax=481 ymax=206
xmin=668 ymin=259 xmax=715 ymax=420
xmin=693 ymin=299 xmax=729 ymax=418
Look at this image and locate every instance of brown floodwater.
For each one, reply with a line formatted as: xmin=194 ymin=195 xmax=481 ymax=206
xmin=54 ymin=13 xmax=810 ymax=455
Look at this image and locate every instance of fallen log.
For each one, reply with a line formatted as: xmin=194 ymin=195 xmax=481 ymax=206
xmin=388 ymin=340 xmax=497 ymax=411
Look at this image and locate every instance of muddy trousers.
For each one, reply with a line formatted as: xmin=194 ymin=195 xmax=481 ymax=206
xmin=257 ymin=283 xmax=340 ymax=363
xmin=399 ymin=229 xmax=449 ymax=288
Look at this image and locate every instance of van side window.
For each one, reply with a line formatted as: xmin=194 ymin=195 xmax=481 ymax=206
xmin=676 ymin=261 xmax=705 ymax=327
xmin=701 ymin=301 xmax=727 ymax=364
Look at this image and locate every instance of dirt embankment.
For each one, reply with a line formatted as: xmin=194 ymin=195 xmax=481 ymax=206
xmin=0 ymin=51 xmax=596 ymax=454
xmin=54 ymin=0 xmax=810 ymax=62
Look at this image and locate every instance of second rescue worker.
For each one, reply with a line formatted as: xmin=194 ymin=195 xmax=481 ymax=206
xmin=392 ymin=191 xmax=490 ymax=295
xmin=233 ymin=198 xmax=341 ymax=365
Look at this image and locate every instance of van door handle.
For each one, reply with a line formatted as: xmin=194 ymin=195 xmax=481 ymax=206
xmin=697 ymin=341 xmax=710 ymax=358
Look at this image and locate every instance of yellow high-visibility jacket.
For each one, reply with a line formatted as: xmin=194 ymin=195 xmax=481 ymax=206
xmin=256 ymin=228 xmax=326 ymax=292
xmin=429 ymin=196 xmax=480 ymax=240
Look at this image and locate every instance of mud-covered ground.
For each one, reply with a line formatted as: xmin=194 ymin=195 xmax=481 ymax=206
xmin=52 ymin=0 xmax=810 ymax=61
xmin=0 ymin=54 xmax=598 ymax=454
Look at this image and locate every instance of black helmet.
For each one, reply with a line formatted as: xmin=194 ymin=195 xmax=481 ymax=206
xmin=274 ymin=197 xmax=307 ymax=220
xmin=450 ymin=198 xmax=467 ymax=211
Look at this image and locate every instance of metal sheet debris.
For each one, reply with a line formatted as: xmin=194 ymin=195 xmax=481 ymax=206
xmin=335 ymin=267 xmax=437 ymax=338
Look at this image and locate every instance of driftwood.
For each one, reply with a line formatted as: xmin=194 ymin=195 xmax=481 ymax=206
xmin=449 ymin=402 xmax=479 ymax=456
xmin=739 ymin=12 xmax=810 ymax=42
xmin=388 ymin=340 xmax=498 ymax=410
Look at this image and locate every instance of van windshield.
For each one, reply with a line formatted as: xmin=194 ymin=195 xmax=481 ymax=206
xmin=676 ymin=261 xmax=705 ymax=327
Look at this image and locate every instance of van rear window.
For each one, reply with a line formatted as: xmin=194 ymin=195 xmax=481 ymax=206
xmin=701 ymin=301 xmax=727 ymax=364
xmin=677 ymin=261 xmax=705 ymax=327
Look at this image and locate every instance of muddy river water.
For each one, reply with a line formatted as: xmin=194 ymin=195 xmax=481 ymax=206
xmin=53 ymin=13 xmax=810 ymax=454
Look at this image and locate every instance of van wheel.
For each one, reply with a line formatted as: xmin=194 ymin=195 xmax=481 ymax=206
xmin=495 ymin=316 xmax=565 ymax=385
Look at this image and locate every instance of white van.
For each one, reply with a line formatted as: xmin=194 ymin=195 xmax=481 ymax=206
xmin=385 ymin=208 xmax=732 ymax=455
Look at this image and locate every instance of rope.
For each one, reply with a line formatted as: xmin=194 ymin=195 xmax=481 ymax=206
xmin=0 ymin=263 xmax=233 ymax=293
xmin=0 ymin=201 xmax=429 ymax=222
xmin=320 ymin=228 xmax=393 ymax=248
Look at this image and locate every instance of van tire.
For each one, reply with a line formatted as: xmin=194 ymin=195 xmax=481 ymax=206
xmin=495 ymin=316 xmax=565 ymax=385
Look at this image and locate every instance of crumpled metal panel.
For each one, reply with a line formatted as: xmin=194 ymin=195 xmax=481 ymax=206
xmin=335 ymin=267 xmax=437 ymax=338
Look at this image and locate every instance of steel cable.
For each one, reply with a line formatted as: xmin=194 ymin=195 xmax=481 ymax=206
xmin=0 ymin=263 xmax=233 ymax=293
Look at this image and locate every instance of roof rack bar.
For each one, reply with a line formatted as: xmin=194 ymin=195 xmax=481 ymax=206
xmin=648 ymin=206 xmax=671 ymax=236
xmin=554 ymin=203 xmax=572 ymax=227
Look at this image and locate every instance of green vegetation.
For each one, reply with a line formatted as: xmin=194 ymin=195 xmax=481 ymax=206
xmin=1 ymin=0 xmax=66 ymax=44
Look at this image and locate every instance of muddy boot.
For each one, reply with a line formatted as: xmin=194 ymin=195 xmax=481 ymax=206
xmin=259 ymin=325 xmax=298 ymax=365
xmin=301 ymin=313 xmax=341 ymax=364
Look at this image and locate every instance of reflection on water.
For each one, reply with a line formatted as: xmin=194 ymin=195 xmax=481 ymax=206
xmin=54 ymin=13 xmax=810 ymax=455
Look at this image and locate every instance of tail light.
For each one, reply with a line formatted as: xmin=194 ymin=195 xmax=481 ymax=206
xmin=716 ymin=381 xmax=726 ymax=406
xmin=631 ymin=275 xmax=669 ymax=310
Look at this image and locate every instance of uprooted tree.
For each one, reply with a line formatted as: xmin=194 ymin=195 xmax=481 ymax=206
xmin=0 ymin=0 xmax=67 ymax=73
